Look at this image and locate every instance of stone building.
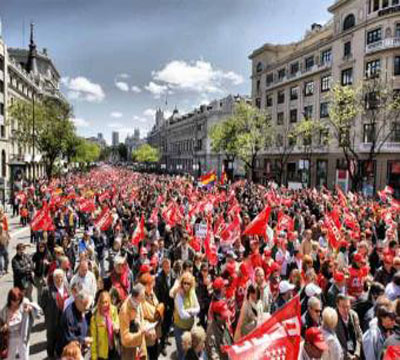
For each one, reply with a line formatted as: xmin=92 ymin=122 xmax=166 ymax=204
xmin=147 ymin=95 xmax=248 ymax=177
xmin=250 ymin=0 xmax=400 ymax=195
xmin=125 ymin=128 xmax=144 ymax=157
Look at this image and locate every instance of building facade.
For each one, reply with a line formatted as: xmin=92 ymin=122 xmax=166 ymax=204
xmin=250 ymin=0 xmax=400 ymax=195
xmin=147 ymin=95 xmax=247 ymax=177
xmin=112 ymin=131 xmax=119 ymax=147
xmin=86 ymin=133 xmax=107 ymax=149
xmin=125 ymin=128 xmax=144 ymax=156
xmin=0 ymin=23 xmax=67 ymax=200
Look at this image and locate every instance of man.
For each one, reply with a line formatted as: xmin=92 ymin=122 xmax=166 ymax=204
xmin=206 ymin=300 xmax=233 ymax=360
xmin=56 ymin=290 xmax=92 ymax=356
xmin=69 ymin=260 xmax=97 ymax=305
xmin=374 ymin=254 xmax=395 ymax=287
xmin=385 ymin=271 xmax=400 ymax=301
xmin=173 ymin=233 xmax=195 ymax=262
xmin=299 ymin=327 xmax=328 ymax=360
xmin=155 ymin=258 xmax=174 ymax=356
xmin=78 ymin=231 xmax=94 ymax=255
xmin=300 ymin=229 xmax=313 ymax=256
xmin=335 ymin=294 xmax=363 ymax=360
xmin=326 ymin=271 xmax=346 ymax=308
xmin=12 ymin=243 xmax=34 ymax=300
xmin=271 ymin=280 xmax=294 ymax=313
xmin=301 ymin=296 xmax=322 ymax=337
xmin=0 ymin=224 xmax=9 ymax=276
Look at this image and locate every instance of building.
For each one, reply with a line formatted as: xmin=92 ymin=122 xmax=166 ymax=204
xmin=1 ymin=23 xmax=67 ymax=199
xmin=147 ymin=95 xmax=248 ymax=177
xmin=249 ymin=0 xmax=400 ymax=194
xmin=86 ymin=133 xmax=106 ymax=148
xmin=125 ymin=128 xmax=144 ymax=157
xmin=112 ymin=131 xmax=119 ymax=147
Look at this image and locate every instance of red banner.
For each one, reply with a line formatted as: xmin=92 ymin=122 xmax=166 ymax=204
xmin=384 ymin=345 xmax=400 ymax=360
xmin=79 ymin=197 xmax=96 ymax=213
xmin=131 ymin=215 xmax=145 ymax=246
xmin=31 ymin=205 xmax=54 ymax=232
xmin=224 ymin=296 xmax=301 ymax=360
xmin=220 ymin=216 xmax=241 ymax=246
xmin=94 ymin=207 xmax=113 ymax=231
xmin=324 ymin=211 xmax=342 ymax=249
xmin=243 ymin=206 xmax=271 ymax=236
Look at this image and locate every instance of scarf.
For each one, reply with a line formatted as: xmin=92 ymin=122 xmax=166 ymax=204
xmin=103 ymin=308 xmax=114 ymax=349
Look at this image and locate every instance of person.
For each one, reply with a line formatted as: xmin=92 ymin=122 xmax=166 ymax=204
xmin=40 ymin=269 xmax=70 ymax=359
xmin=12 ymin=243 xmax=34 ymax=300
xmin=301 ymin=296 xmax=322 ymax=337
xmin=335 ymin=294 xmax=363 ymax=360
xmin=234 ymin=283 xmax=263 ymax=341
xmin=299 ymin=327 xmax=328 ymax=360
xmin=173 ymin=234 xmax=195 ymax=263
xmin=155 ymin=257 xmax=174 ymax=356
xmin=182 ymin=325 xmax=207 ymax=360
xmin=0 ymin=224 xmax=10 ymax=276
xmin=374 ymin=254 xmax=395 ymax=287
xmin=90 ymin=291 xmax=120 ymax=360
xmin=385 ymin=271 xmax=400 ymax=301
xmin=173 ymin=272 xmax=200 ymax=360
xmin=32 ymin=241 xmax=51 ymax=305
xmin=196 ymin=263 xmax=212 ymax=328
xmin=206 ymin=299 xmax=233 ymax=360
xmin=119 ymin=283 xmax=148 ymax=360
xmin=140 ymin=273 xmax=164 ymax=360
xmin=362 ymin=305 xmax=396 ymax=360
xmin=69 ymin=260 xmax=97 ymax=306
xmin=254 ymin=266 xmax=272 ymax=313
xmin=326 ymin=271 xmax=346 ymax=308
xmin=56 ymin=290 xmax=93 ymax=357
xmin=321 ymin=307 xmax=343 ymax=360
xmin=271 ymin=280 xmax=294 ymax=313
xmin=60 ymin=340 xmax=83 ymax=360
xmin=0 ymin=287 xmax=41 ymax=360
xmin=110 ymin=256 xmax=133 ymax=308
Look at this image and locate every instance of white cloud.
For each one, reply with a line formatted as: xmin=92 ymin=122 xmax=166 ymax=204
xmin=110 ymin=112 xmax=123 ymax=118
xmin=71 ymin=117 xmax=90 ymax=128
xmin=62 ymin=76 xmax=105 ymax=102
xmin=144 ymin=81 xmax=168 ymax=98
xmin=117 ymin=73 xmax=130 ymax=79
xmin=143 ymin=108 xmax=156 ymax=118
xmin=132 ymin=115 xmax=148 ymax=124
xmin=131 ymin=86 xmax=142 ymax=93
xmin=108 ymin=122 xmax=123 ymax=129
xmin=115 ymin=81 xmax=130 ymax=92
xmin=150 ymin=60 xmax=244 ymax=97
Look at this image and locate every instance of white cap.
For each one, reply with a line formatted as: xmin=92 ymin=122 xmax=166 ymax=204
xmin=279 ymin=280 xmax=295 ymax=294
xmin=305 ymin=283 xmax=322 ymax=298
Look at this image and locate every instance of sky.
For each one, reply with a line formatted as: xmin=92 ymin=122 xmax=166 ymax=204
xmin=0 ymin=0 xmax=332 ymax=144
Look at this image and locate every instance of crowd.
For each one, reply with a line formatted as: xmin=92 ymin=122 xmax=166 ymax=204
xmin=0 ymin=166 xmax=399 ymax=360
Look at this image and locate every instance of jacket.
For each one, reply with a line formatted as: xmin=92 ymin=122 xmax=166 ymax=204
xmin=326 ymin=283 xmax=341 ymax=308
xmin=322 ymin=327 xmax=344 ymax=360
xmin=205 ymin=320 xmax=233 ymax=360
xmin=90 ymin=305 xmax=119 ymax=360
xmin=119 ymin=296 xmax=147 ymax=360
xmin=141 ymin=291 xmax=162 ymax=346
xmin=234 ymin=299 xmax=263 ymax=341
xmin=155 ymin=270 xmax=174 ymax=311
xmin=362 ymin=323 xmax=387 ymax=360
xmin=335 ymin=309 xmax=363 ymax=360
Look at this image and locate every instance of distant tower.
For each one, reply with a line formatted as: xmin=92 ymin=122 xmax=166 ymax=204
xmin=26 ymin=23 xmax=38 ymax=75
xmin=134 ymin=128 xmax=140 ymax=141
xmin=112 ymin=131 xmax=119 ymax=146
xmin=97 ymin=133 xmax=103 ymax=140
xmin=155 ymin=108 xmax=164 ymax=127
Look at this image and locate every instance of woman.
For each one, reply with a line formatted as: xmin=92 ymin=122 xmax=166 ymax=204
xmin=90 ymin=291 xmax=120 ymax=360
xmin=0 ymin=287 xmax=41 ymax=360
xmin=195 ymin=263 xmax=212 ymax=328
xmin=41 ymin=269 xmax=70 ymax=359
xmin=234 ymin=284 xmax=264 ymax=341
xmin=140 ymin=273 xmax=164 ymax=360
xmin=32 ymin=241 xmax=50 ymax=305
xmin=321 ymin=307 xmax=343 ymax=360
xmin=110 ymin=256 xmax=133 ymax=308
xmin=182 ymin=326 xmax=207 ymax=360
xmin=173 ymin=272 xmax=200 ymax=360
xmin=61 ymin=340 xmax=83 ymax=360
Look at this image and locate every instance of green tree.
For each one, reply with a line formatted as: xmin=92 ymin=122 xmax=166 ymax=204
xmin=210 ymin=101 xmax=273 ymax=181
xmin=72 ymin=138 xmax=101 ymax=164
xmin=117 ymin=143 xmax=128 ymax=161
xmin=132 ymin=144 xmax=160 ymax=163
xmin=9 ymin=97 xmax=76 ymax=179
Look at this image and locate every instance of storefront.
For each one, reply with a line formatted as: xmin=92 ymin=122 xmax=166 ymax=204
xmin=387 ymin=160 xmax=400 ymax=199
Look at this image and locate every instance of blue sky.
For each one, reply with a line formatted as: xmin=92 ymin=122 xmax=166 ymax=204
xmin=0 ymin=0 xmax=332 ymax=144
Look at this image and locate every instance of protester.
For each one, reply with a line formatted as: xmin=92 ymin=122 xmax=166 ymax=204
xmin=182 ymin=325 xmax=207 ymax=360
xmin=299 ymin=327 xmax=328 ymax=360
xmin=12 ymin=243 xmax=34 ymax=300
xmin=0 ymin=224 xmax=10 ymax=277
xmin=321 ymin=307 xmax=343 ymax=360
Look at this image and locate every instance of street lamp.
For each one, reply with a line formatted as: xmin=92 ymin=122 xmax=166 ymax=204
xmin=32 ymin=89 xmax=42 ymax=183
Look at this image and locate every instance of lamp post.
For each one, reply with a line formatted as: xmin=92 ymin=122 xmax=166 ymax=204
xmin=32 ymin=91 xmax=35 ymax=183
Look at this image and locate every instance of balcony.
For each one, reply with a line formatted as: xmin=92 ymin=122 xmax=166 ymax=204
xmin=366 ymin=37 xmax=400 ymax=54
xmin=359 ymin=142 xmax=400 ymax=152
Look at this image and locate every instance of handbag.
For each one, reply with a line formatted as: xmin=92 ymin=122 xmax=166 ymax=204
xmin=0 ymin=319 xmax=9 ymax=359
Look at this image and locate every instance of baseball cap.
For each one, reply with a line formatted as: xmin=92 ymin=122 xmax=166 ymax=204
xmin=139 ymin=264 xmax=151 ymax=273
xmin=305 ymin=327 xmax=328 ymax=351
xmin=212 ymin=277 xmax=228 ymax=291
xmin=353 ymin=253 xmax=363 ymax=263
xmin=333 ymin=271 xmax=345 ymax=283
xmin=279 ymin=280 xmax=295 ymax=294
xmin=211 ymin=300 xmax=231 ymax=320
xmin=305 ymin=283 xmax=322 ymax=298
xmin=339 ymin=240 xmax=348 ymax=249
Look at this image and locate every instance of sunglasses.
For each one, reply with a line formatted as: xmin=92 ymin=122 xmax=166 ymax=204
xmin=183 ymin=282 xmax=191 ymax=286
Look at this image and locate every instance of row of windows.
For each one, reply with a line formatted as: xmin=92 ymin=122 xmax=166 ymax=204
xmin=275 ymin=103 xmax=329 ymax=125
xmin=368 ymin=0 xmax=400 ymax=13
xmin=8 ymin=75 xmax=34 ymax=99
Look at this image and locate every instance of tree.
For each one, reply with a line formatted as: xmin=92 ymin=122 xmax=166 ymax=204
xmin=210 ymin=101 xmax=274 ymax=181
xmin=274 ymin=123 xmax=296 ymax=186
xmin=132 ymin=144 xmax=160 ymax=163
xmin=9 ymin=97 xmax=76 ymax=179
xmin=72 ymin=139 xmax=101 ymax=164
xmin=117 ymin=143 xmax=128 ymax=161
xmin=329 ymin=80 xmax=400 ymax=191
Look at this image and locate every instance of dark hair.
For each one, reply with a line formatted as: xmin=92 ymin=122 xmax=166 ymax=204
xmin=183 ymin=260 xmax=193 ymax=271
xmin=393 ymin=271 xmax=400 ymax=286
xmin=7 ymin=287 xmax=23 ymax=307
xmin=246 ymin=284 xmax=260 ymax=300
xmin=336 ymin=293 xmax=350 ymax=305
xmin=369 ymin=282 xmax=385 ymax=297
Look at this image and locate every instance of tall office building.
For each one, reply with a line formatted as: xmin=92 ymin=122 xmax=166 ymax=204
xmin=112 ymin=131 xmax=119 ymax=146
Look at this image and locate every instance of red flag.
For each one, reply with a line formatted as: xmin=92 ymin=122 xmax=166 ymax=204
xmin=384 ymin=346 xmax=400 ymax=360
xmin=79 ymin=197 xmax=96 ymax=213
xmin=277 ymin=211 xmax=294 ymax=232
xmin=150 ymin=207 xmax=159 ymax=224
xmin=131 ymin=215 xmax=145 ymax=246
xmin=220 ymin=216 xmax=241 ymax=246
xmin=94 ymin=207 xmax=113 ymax=231
xmin=189 ymin=236 xmax=201 ymax=252
xmin=243 ymin=206 xmax=271 ymax=236
xmin=98 ymin=191 xmax=110 ymax=203
xmin=204 ymin=223 xmax=218 ymax=266
xmin=31 ymin=205 xmax=54 ymax=232
xmin=324 ymin=211 xmax=342 ymax=249
xmin=224 ymin=296 xmax=301 ymax=360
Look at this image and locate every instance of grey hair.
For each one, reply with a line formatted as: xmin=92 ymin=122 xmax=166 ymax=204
xmin=131 ymin=283 xmax=145 ymax=298
xmin=307 ymin=296 xmax=321 ymax=310
xmin=75 ymin=290 xmax=92 ymax=303
xmin=53 ymin=269 xmax=65 ymax=280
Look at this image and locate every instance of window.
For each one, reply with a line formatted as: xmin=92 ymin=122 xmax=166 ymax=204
xmin=266 ymin=73 xmax=274 ymax=86
xmin=266 ymin=94 xmax=273 ymax=107
xmin=365 ymin=92 xmax=379 ymax=110
xmin=256 ymin=62 xmax=263 ymax=73
xmin=373 ymin=0 xmax=379 ymax=11
xmin=0 ymin=80 xmax=3 ymax=93
xmin=343 ymin=14 xmax=355 ymax=31
xmin=288 ymin=135 xmax=296 ymax=147
xmin=290 ymin=86 xmax=298 ymax=100
xmin=1 ymin=150 xmax=5 ymax=178
xmin=278 ymin=90 xmax=285 ymax=104
xmin=341 ymin=68 xmax=353 ymax=86
xmin=318 ymin=129 xmax=329 ymax=146
xmin=365 ymin=59 xmax=381 ymax=78
xmin=392 ymin=122 xmax=400 ymax=142
xmin=382 ymin=0 xmax=389 ymax=8
xmin=276 ymin=134 xmax=283 ymax=147
xmin=304 ymin=105 xmax=313 ymax=119
xmin=0 ymin=56 xmax=4 ymax=70
xmin=321 ymin=49 xmax=332 ymax=64
xmin=0 ymin=126 xmax=4 ymax=139
xmin=320 ymin=102 xmax=329 ymax=118
xmin=395 ymin=56 xmax=400 ymax=76
xmin=344 ymin=41 xmax=352 ymax=58
xmin=290 ymin=109 xmax=298 ymax=123
xmin=396 ymin=23 xmax=400 ymax=38
xmin=278 ymin=68 xmax=286 ymax=80
xmin=363 ymin=124 xmax=375 ymax=143
xmin=256 ymin=80 xmax=261 ymax=93
xmin=0 ymin=103 xmax=3 ymax=116
xmin=305 ymin=56 xmax=315 ymax=71
xmin=277 ymin=112 xmax=284 ymax=125
xmin=290 ymin=62 xmax=299 ymax=75
xmin=255 ymin=98 xmax=261 ymax=109
xmin=367 ymin=28 xmax=382 ymax=45
xmin=394 ymin=0 xmax=400 ymax=6
xmin=287 ymin=163 xmax=297 ymax=181
xmin=321 ymin=75 xmax=332 ymax=92
xmin=304 ymin=81 xmax=314 ymax=96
